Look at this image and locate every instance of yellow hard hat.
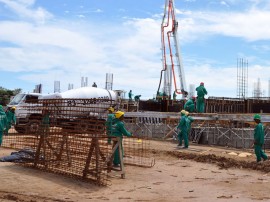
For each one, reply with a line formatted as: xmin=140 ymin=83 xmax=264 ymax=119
xmin=108 ymin=107 xmax=115 ymax=112
xmin=12 ymin=106 xmax=16 ymax=110
xmin=185 ymin=111 xmax=189 ymax=116
xmin=115 ymin=111 xmax=124 ymax=119
xmin=180 ymin=110 xmax=186 ymax=115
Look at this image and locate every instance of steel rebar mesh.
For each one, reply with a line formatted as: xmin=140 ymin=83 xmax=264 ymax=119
xmin=2 ymin=99 xmax=116 ymax=185
xmin=2 ymin=98 xmax=154 ymax=185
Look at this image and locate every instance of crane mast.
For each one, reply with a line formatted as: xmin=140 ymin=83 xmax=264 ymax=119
xmin=157 ymin=0 xmax=187 ymax=99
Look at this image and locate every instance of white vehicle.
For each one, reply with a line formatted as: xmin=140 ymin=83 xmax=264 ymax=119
xmin=8 ymin=87 xmax=119 ymax=133
xmin=8 ymin=93 xmax=43 ymax=133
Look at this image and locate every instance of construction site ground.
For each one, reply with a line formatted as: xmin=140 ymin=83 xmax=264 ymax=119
xmin=1 ymin=140 xmax=270 ymax=202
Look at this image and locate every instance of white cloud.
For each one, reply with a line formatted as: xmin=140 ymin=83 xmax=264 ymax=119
xmin=0 ymin=0 xmax=53 ymax=23
xmin=178 ymin=8 xmax=270 ymax=43
xmin=94 ymin=9 xmax=103 ymax=13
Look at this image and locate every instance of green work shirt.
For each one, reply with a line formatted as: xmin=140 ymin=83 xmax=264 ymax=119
xmin=0 ymin=110 xmax=8 ymax=131
xmin=177 ymin=114 xmax=188 ymax=133
xmin=6 ymin=111 xmax=16 ymax=124
xmin=111 ymin=119 xmax=132 ymax=138
xmin=42 ymin=113 xmax=50 ymax=125
xmin=254 ymin=123 xmax=265 ymax=145
xmin=106 ymin=113 xmax=115 ymax=134
xmin=184 ymin=99 xmax=195 ymax=112
xmin=196 ymin=85 xmax=208 ymax=97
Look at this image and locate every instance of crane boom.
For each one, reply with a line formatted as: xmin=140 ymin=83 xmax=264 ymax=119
xmin=157 ymin=0 xmax=187 ymax=99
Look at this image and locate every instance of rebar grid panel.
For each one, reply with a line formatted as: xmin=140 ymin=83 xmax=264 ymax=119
xmin=2 ymin=99 xmax=154 ymax=185
xmin=123 ymin=137 xmax=155 ymax=167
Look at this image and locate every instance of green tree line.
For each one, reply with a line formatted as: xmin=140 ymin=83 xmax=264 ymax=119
xmin=0 ymin=87 xmax=22 ymax=106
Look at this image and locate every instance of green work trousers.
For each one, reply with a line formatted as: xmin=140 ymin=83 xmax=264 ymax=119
xmin=0 ymin=131 xmax=3 ymax=146
xmin=5 ymin=123 xmax=11 ymax=135
xmin=113 ymin=139 xmax=124 ymax=166
xmin=178 ymin=131 xmax=188 ymax=148
xmin=254 ymin=145 xmax=268 ymax=162
xmin=196 ymin=97 xmax=205 ymax=113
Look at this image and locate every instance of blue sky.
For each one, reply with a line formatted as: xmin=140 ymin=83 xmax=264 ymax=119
xmin=0 ymin=0 xmax=270 ymax=99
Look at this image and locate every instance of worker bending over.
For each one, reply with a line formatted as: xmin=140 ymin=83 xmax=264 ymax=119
xmin=111 ymin=111 xmax=132 ymax=167
xmin=253 ymin=114 xmax=268 ymax=162
xmin=184 ymin=96 xmax=196 ymax=112
xmin=195 ymin=82 xmax=208 ymax=113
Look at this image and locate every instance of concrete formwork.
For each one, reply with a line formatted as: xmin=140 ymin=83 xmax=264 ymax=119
xmin=124 ymin=112 xmax=270 ymax=149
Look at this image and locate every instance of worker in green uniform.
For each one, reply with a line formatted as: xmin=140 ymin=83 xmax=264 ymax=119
xmin=106 ymin=107 xmax=115 ymax=144
xmin=185 ymin=111 xmax=194 ymax=136
xmin=111 ymin=111 xmax=132 ymax=167
xmin=134 ymin=95 xmax=141 ymax=102
xmin=0 ymin=105 xmax=8 ymax=146
xmin=5 ymin=106 xmax=16 ymax=135
xmin=253 ymin=114 xmax=268 ymax=162
xmin=128 ymin=90 xmax=133 ymax=101
xmin=195 ymin=82 xmax=208 ymax=113
xmin=41 ymin=107 xmax=50 ymax=135
xmin=177 ymin=110 xmax=188 ymax=148
xmin=184 ymin=96 xmax=196 ymax=112
xmin=173 ymin=91 xmax=177 ymax=101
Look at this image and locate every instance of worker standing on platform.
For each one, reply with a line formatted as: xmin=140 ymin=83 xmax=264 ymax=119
xmin=106 ymin=107 xmax=115 ymax=144
xmin=184 ymin=96 xmax=196 ymax=112
xmin=5 ymin=107 xmax=16 ymax=135
xmin=128 ymin=90 xmax=133 ymax=101
xmin=253 ymin=114 xmax=268 ymax=162
xmin=173 ymin=91 xmax=177 ymax=101
xmin=196 ymin=82 xmax=208 ymax=113
xmin=177 ymin=110 xmax=188 ymax=148
xmin=0 ymin=105 xmax=7 ymax=146
xmin=111 ymin=111 xmax=132 ymax=167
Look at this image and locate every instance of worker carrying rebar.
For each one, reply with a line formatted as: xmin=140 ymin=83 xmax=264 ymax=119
xmin=0 ymin=105 xmax=7 ymax=146
xmin=184 ymin=96 xmax=196 ymax=112
xmin=253 ymin=114 xmax=268 ymax=163
xmin=111 ymin=111 xmax=132 ymax=167
xmin=106 ymin=107 xmax=115 ymax=144
xmin=5 ymin=106 xmax=16 ymax=135
xmin=195 ymin=82 xmax=208 ymax=113
xmin=177 ymin=110 xmax=188 ymax=148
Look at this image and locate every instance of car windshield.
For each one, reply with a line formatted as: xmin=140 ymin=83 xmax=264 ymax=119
xmin=9 ymin=94 xmax=25 ymax=105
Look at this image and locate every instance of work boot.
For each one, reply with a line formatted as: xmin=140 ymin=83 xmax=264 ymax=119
xmin=182 ymin=146 xmax=188 ymax=149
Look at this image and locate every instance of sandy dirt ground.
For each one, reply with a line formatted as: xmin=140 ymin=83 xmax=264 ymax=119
xmin=1 ymin=140 xmax=270 ymax=202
